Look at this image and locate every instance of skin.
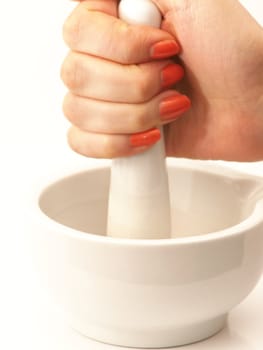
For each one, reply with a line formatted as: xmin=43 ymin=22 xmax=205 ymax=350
xmin=61 ymin=0 xmax=263 ymax=160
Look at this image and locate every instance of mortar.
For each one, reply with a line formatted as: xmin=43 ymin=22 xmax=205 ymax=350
xmin=32 ymin=158 xmax=263 ymax=348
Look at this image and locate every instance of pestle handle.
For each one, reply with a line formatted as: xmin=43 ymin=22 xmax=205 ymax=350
xmin=107 ymin=0 xmax=171 ymax=239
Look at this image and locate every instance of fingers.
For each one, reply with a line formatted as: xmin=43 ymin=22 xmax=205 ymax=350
xmin=63 ymin=1 xmax=180 ymax=64
xmin=61 ymin=52 xmax=184 ymax=103
xmin=62 ymin=0 xmax=190 ymax=159
xmin=65 ymin=89 xmax=190 ymax=158
xmin=68 ymin=126 xmax=162 ymax=159
xmin=63 ymin=90 xmax=191 ymax=135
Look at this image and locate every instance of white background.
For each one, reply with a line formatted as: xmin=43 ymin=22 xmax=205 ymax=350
xmin=0 ymin=1 xmax=263 ymax=349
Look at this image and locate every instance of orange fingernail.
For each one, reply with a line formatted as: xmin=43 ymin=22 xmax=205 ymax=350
xmin=161 ymin=64 xmax=184 ymax=88
xmin=160 ymin=95 xmax=191 ymax=121
xmin=130 ymin=128 xmax=161 ymax=148
xmin=151 ymin=40 xmax=180 ymax=59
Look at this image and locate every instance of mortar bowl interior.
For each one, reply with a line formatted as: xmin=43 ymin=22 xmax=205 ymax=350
xmin=33 ymin=158 xmax=263 ymax=348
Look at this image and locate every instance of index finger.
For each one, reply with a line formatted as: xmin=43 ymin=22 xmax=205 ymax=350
xmin=64 ymin=0 xmax=180 ymax=64
xmin=71 ymin=0 xmax=118 ymax=16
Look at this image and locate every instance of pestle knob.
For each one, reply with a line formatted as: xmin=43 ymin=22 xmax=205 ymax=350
xmin=118 ymin=0 xmax=162 ymax=27
xmin=107 ymin=0 xmax=171 ymax=239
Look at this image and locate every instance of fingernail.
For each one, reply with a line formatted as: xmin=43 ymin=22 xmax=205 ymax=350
xmin=130 ymin=128 xmax=161 ymax=147
xmin=160 ymin=95 xmax=191 ymax=121
xmin=151 ymin=40 xmax=180 ymax=59
xmin=161 ymin=64 xmax=184 ymax=88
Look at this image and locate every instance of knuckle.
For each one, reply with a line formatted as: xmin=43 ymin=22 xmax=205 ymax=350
xmin=63 ymin=10 xmax=82 ymax=49
xmin=116 ymin=24 xmax=144 ymax=64
xmin=133 ymin=109 xmax=153 ymax=131
xmin=67 ymin=128 xmax=116 ymax=159
xmin=134 ymin=72 xmax=155 ymax=103
xmin=67 ymin=127 xmax=90 ymax=158
xmin=101 ymin=135 xmax=117 ymax=158
xmin=114 ymin=24 xmax=135 ymax=64
xmin=67 ymin=127 xmax=79 ymax=154
xmin=61 ymin=54 xmax=82 ymax=91
xmin=62 ymin=93 xmax=75 ymax=122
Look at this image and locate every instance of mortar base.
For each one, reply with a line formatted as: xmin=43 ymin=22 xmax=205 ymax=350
xmin=71 ymin=314 xmax=227 ymax=348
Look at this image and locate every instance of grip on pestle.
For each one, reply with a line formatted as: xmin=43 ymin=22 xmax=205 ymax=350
xmin=107 ymin=0 xmax=171 ymax=239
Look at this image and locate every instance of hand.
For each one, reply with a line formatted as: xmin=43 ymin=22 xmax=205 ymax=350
xmin=61 ymin=0 xmax=263 ymax=161
xmin=61 ymin=0 xmax=189 ymax=158
xmin=155 ymin=0 xmax=263 ymax=161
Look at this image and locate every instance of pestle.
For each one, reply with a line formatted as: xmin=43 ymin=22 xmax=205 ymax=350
xmin=107 ymin=0 xmax=171 ymax=239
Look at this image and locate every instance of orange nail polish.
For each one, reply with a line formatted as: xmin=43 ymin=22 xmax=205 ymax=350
xmin=130 ymin=128 xmax=161 ymax=147
xmin=160 ymin=95 xmax=191 ymax=121
xmin=151 ymin=40 xmax=180 ymax=59
xmin=161 ymin=64 xmax=184 ymax=88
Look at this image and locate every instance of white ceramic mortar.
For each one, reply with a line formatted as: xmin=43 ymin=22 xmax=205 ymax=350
xmin=31 ymin=158 xmax=263 ymax=348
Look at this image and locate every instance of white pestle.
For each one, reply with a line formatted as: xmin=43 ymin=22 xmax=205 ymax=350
xmin=107 ymin=0 xmax=171 ymax=239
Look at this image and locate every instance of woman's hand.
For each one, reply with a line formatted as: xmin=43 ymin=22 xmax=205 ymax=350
xmin=62 ymin=0 xmax=263 ymax=161
xmin=61 ymin=0 xmax=189 ymax=158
